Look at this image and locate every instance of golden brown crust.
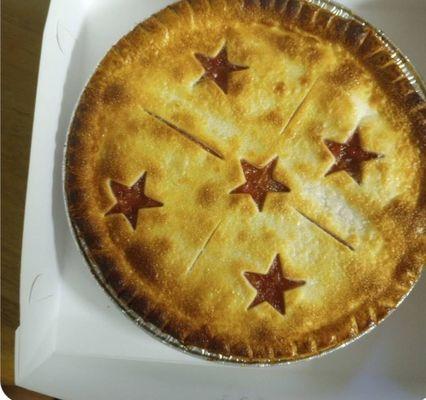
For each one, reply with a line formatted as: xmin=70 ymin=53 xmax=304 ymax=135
xmin=65 ymin=0 xmax=425 ymax=363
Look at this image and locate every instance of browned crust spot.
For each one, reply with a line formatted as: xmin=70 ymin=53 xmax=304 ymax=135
xmin=102 ymin=82 xmax=130 ymax=105
xmin=197 ymin=182 xmax=220 ymax=207
xmin=125 ymin=238 xmax=172 ymax=283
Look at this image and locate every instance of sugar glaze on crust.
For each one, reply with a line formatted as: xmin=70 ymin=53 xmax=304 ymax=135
xmin=65 ymin=0 xmax=425 ymax=363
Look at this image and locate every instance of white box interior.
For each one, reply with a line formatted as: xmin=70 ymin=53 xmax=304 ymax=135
xmin=16 ymin=0 xmax=426 ymax=399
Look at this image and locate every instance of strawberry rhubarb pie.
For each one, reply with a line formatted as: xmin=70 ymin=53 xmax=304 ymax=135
xmin=65 ymin=0 xmax=425 ymax=362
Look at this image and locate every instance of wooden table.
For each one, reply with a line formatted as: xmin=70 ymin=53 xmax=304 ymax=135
xmin=2 ymin=1 xmax=54 ymax=398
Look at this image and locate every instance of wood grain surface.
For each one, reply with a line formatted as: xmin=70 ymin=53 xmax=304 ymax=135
xmin=2 ymin=0 xmax=54 ymax=398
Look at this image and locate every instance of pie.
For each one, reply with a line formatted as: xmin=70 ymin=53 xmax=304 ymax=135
xmin=65 ymin=0 xmax=425 ymax=363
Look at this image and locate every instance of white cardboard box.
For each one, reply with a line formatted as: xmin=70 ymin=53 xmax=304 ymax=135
xmin=16 ymin=1 xmax=426 ymax=399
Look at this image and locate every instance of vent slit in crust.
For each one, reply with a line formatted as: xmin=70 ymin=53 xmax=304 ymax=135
xmin=230 ymin=158 xmax=290 ymax=211
xmin=187 ymin=219 xmax=223 ymax=273
xmin=278 ymin=77 xmax=320 ymax=139
xmin=194 ymin=45 xmax=249 ymax=94
xmin=144 ymin=108 xmax=224 ymax=159
xmin=244 ymin=254 xmax=306 ymax=315
xmin=294 ymin=208 xmax=355 ymax=251
xmin=323 ymin=127 xmax=383 ymax=185
xmin=105 ymin=173 xmax=163 ymax=230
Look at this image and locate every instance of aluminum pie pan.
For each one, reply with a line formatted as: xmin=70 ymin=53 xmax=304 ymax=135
xmin=62 ymin=0 xmax=425 ymax=366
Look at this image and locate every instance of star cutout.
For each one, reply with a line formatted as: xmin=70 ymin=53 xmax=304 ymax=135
xmin=195 ymin=46 xmax=248 ymax=94
xmin=106 ymin=173 xmax=163 ymax=230
xmin=324 ymin=128 xmax=382 ymax=184
xmin=230 ymin=157 xmax=290 ymax=211
xmin=244 ymin=255 xmax=305 ymax=315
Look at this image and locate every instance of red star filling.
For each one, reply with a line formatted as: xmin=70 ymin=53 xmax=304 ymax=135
xmin=230 ymin=158 xmax=290 ymax=211
xmin=106 ymin=173 xmax=163 ymax=230
xmin=325 ymin=128 xmax=382 ymax=184
xmin=195 ymin=46 xmax=248 ymax=94
xmin=244 ymin=255 xmax=305 ymax=315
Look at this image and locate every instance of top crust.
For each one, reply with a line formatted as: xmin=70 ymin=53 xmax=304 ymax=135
xmin=65 ymin=0 xmax=425 ymax=363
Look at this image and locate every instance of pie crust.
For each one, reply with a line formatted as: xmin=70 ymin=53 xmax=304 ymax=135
xmin=65 ymin=0 xmax=425 ymax=363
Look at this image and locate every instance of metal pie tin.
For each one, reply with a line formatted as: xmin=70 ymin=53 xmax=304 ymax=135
xmin=63 ymin=0 xmax=425 ymax=366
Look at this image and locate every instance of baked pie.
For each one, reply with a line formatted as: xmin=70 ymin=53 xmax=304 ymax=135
xmin=65 ymin=0 xmax=425 ymax=363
